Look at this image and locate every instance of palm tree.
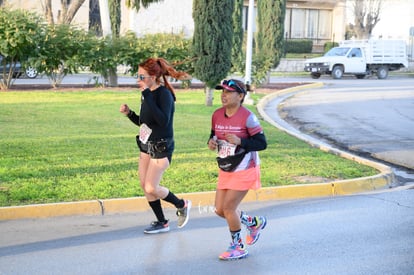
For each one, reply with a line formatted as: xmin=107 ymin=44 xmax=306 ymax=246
xmin=43 ymin=0 xmax=87 ymax=25
xmin=96 ymin=0 xmax=164 ymax=37
xmin=125 ymin=0 xmax=164 ymax=10
xmin=40 ymin=0 xmax=163 ymax=32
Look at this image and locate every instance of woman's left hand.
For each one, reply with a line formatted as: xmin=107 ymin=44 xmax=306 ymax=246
xmin=224 ymin=133 xmax=241 ymax=145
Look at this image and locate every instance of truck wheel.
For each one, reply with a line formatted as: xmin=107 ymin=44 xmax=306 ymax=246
xmin=377 ymin=66 xmax=388 ymax=79
xmin=311 ymin=73 xmax=321 ymax=79
xmin=332 ymin=66 xmax=343 ymax=79
xmin=355 ymin=74 xmax=366 ymax=79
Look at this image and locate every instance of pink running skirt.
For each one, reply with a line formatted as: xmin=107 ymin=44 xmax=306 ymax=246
xmin=217 ymin=166 xmax=261 ymax=191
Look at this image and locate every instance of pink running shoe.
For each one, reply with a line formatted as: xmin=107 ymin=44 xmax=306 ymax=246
xmin=246 ymin=216 xmax=267 ymax=245
xmin=219 ymin=242 xmax=248 ymax=260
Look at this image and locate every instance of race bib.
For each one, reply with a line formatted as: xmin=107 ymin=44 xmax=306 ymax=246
xmin=139 ymin=123 xmax=152 ymax=144
xmin=217 ymin=139 xmax=237 ymax=158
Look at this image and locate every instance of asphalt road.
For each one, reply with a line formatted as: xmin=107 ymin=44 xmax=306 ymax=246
xmin=278 ymin=76 xmax=414 ymax=170
xmin=0 ymin=188 xmax=413 ymax=275
xmin=265 ymin=75 xmax=414 ymax=187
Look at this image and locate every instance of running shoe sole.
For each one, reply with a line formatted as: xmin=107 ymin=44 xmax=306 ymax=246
xmin=144 ymin=227 xmax=170 ymax=234
xmin=219 ymin=251 xmax=249 ymax=261
xmin=177 ymin=200 xmax=192 ymax=228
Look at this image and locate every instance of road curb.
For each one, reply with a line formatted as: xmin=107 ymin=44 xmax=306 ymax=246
xmin=0 ymin=82 xmax=395 ymax=221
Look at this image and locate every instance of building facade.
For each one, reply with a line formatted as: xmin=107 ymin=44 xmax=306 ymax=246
xmin=284 ymin=0 xmax=346 ymax=52
xmin=123 ymin=0 xmax=346 ymax=52
xmin=124 ymin=0 xmax=413 ymax=53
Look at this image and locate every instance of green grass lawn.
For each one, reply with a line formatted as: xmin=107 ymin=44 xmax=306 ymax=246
xmin=0 ymin=89 xmax=378 ymax=207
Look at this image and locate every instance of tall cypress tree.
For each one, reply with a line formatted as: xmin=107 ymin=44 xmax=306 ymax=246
xmin=193 ymin=0 xmax=234 ymax=105
xmin=256 ymin=0 xmax=286 ymax=74
xmin=109 ymin=0 xmax=121 ymax=37
xmin=231 ymin=0 xmax=244 ymax=74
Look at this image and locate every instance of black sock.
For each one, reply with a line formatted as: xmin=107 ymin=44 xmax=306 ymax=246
xmin=163 ymin=191 xmax=185 ymax=208
xmin=148 ymin=200 xmax=166 ymax=223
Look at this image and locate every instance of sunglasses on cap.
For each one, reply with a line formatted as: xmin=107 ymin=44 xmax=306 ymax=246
xmin=219 ymin=79 xmax=246 ymax=94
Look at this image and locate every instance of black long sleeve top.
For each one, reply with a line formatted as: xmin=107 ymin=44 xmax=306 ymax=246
xmin=209 ymin=129 xmax=267 ymax=152
xmin=127 ymin=86 xmax=175 ymax=141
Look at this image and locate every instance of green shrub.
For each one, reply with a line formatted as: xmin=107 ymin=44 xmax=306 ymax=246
xmin=130 ymin=33 xmax=194 ymax=76
xmin=324 ymin=42 xmax=339 ymax=52
xmin=0 ymin=7 xmax=45 ymax=90
xmin=285 ymin=39 xmax=313 ymax=54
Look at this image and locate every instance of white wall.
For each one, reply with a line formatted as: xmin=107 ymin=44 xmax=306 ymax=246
xmin=372 ymin=0 xmax=414 ymax=40
xmin=121 ymin=0 xmax=194 ymax=37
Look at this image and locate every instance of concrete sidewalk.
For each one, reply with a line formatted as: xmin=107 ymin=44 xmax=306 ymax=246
xmin=0 ymin=83 xmax=395 ymax=220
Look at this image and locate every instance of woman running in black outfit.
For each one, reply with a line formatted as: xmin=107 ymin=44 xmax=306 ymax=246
xmin=120 ymin=57 xmax=191 ymax=233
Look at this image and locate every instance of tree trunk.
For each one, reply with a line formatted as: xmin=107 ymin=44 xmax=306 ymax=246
xmin=107 ymin=67 xmax=118 ymax=87
xmin=57 ymin=0 xmax=86 ymax=24
xmin=44 ymin=0 xmax=54 ymax=25
xmin=42 ymin=0 xmax=85 ymax=25
xmin=205 ymin=86 xmax=213 ymax=106
xmin=352 ymin=0 xmax=382 ymax=39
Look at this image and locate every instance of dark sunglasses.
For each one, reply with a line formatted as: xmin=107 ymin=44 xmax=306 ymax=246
xmin=223 ymin=80 xmax=245 ymax=94
xmin=135 ymin=74 xmax=151 ymax=80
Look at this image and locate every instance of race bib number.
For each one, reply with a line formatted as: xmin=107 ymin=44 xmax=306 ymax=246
xmin=139 ymin=123 xmax=152 ymax=144
xmin=217 ymin=140 xmax=237 ymax=158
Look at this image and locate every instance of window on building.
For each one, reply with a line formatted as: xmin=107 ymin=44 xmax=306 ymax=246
xmin=291 ymin=9 xmax=306 ymax=38
xmin=307 ymin=9 xmax=319 ymax=38
xmin=285 ymin=8 xmax=332 ymax=40
xmin=241 ymin=5 xmax=332 ymax=43
xmin=318 ymin=10 xmax=332 ymax=39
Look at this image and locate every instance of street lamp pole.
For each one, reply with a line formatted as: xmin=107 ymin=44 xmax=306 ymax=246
xmin=244 ymin=0 xmax=255 ymax=90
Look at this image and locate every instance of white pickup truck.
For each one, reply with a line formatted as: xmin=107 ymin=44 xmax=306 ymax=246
xmin=304 ymin=40 xmax=408 ymax=79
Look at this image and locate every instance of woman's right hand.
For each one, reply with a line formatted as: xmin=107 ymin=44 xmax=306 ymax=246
xmin=208 ymin=137 xmax=218 ymax=151
xmin=120 ymin=104 xmax=130 ymax=116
